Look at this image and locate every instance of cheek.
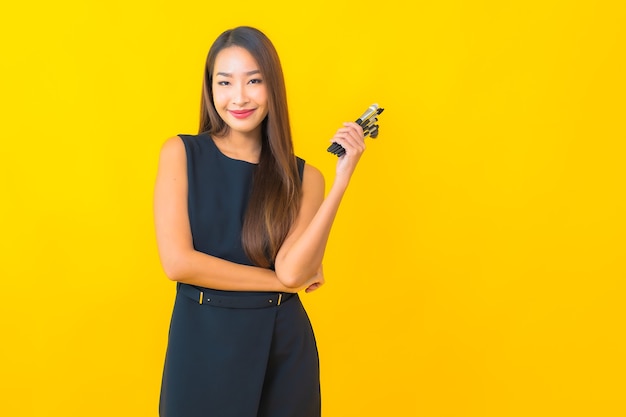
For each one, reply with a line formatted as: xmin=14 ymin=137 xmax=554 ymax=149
xmin=253 ymin=87 xmax=268 ymax=105
xmin=212 ymin=88 xmax=227 ymax=107
xmin=213 ymin=86 xmax=231 ymax=107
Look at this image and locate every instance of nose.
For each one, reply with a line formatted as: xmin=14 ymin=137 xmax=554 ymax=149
xmin=232 ymin=83 xmax=250 ymax=106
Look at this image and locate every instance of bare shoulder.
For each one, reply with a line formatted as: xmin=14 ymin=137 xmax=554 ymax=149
xmin=303 ymin=163 xmax=325 ymax=194
xmin=159 ymin=135 xmax=185 ymax=159
xmin=303 ymin=163 xmax=324 ymax=184
xmin=156 ymin=136 xmax=187 ymax=181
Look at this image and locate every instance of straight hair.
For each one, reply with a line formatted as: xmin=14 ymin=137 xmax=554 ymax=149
xmin=199 ymin=26 xmax=302 ymax=268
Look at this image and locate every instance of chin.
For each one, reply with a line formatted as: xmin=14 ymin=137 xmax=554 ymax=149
xmin=229 ymin=120 xmax=264 ymax=134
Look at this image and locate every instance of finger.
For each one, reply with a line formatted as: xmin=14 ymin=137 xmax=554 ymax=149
xmin=332 ymin=139 xmax=363 ymax=158
xmin=305 ymin=283 xmax=320 ymax=293
xmin=334 ymin=131 xmax=365 ymax=153
xmin=331 ymin=130 xmax=356 ymax=142
xmin=335 ymin=126 xmax=363 ymax=140
xmin=343 ymin=122 xmax=364 ymax=137
xmin=333 ymin=127 xmax=363 ymax=144
xmin=334 ymin=122 xmax=364 ymax=138
xmin=329 ymin=124 xmax=366 ymax=157
xmin=341 ymin=126 xmax=366 ymax=147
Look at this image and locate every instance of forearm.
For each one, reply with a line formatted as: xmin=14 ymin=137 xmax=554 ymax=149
xmin=268 ymin=121 xmax=366 ymax=288
xmin=274 ymin=178 xmax=348 ymax=286
xmin=163 ymin=248 xmax=299 ymax=292
xmin=154 ymin=136 xmax=310 ymax=293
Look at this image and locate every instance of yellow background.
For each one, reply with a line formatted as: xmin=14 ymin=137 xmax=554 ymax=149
xmin=1 ymin=1 xmax=624 ymax=416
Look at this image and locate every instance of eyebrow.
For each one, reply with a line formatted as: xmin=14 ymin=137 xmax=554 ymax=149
xmin=215 ymin=70 xmax=261 ymax=77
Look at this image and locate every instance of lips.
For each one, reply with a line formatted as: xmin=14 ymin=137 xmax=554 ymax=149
xmin=229 ymin=109 xmax=256 ymax=119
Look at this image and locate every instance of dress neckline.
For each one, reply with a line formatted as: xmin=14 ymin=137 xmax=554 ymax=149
xmin=203 ymin=132 xmax=259 ymax=166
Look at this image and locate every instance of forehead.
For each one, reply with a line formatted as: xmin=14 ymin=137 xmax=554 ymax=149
xmin=213 ymin=46 xmax=260 ymax=73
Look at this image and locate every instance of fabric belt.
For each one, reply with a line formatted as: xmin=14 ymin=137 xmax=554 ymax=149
xmin=177 ymin=283 xmax=296 ymax=309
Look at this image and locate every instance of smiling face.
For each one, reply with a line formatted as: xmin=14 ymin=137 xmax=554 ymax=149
xmin=212 ymin=46 xmax=269 ymax=140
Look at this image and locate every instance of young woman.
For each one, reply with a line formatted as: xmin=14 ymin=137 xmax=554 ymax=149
xmin=154 ymin=26 xmax=366 ymax=417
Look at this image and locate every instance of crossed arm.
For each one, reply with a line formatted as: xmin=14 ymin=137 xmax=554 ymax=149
xmin=153 ymin=122 xmax=365 ymax=292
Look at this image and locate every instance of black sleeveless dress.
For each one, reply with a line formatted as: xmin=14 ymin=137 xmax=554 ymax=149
xmin=159 ymin=133 xmax=321 ymax=417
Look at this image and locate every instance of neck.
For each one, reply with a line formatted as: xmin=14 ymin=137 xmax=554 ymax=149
xmin=215 ymin=128 xmax=263 ymax=163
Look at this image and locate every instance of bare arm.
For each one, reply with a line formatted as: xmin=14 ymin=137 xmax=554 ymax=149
xmin=274 ymin=122 xmax=366 ymax=287
xmin=154 ymin=136 xmax=315 ymax=292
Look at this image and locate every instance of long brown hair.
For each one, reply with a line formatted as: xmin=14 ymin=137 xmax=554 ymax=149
xmin=199 ymin=26 xmax=302 ymax=268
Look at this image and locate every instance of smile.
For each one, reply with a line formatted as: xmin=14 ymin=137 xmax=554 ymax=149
xmin=229 ymin=109 xmax=256 ymax=119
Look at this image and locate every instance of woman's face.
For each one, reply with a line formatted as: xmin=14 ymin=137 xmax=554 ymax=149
xmin=212 ymin=46 xmax=269 ymax=138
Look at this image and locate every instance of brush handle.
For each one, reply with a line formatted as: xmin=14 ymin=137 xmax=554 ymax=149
xmin=327 ymin=104 xmax=384 ymax=157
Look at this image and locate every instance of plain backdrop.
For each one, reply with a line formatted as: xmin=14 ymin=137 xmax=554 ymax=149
xmin=1 ymin=1 xmax=625 ymax=416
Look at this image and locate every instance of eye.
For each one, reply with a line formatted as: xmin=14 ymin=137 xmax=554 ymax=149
xmin=216 ymin=81 xmax=230 ymax=86
xmin=248 ymin=78 xmax=263 ymax=84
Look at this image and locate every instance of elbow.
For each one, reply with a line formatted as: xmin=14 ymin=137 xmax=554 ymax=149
xmin=163 ymin=265 xmax=184 ymax=282
xmin=275 ymin=264 xmax=317 ymax=289
xmin=161 ymin=262 xmax=183 ymax=282
xmin=159 ymin=252 xmax=190 ymax=282
xmin=276 ymin=273 xmax=300 ymax=289
xmin=274 ymin=262 xmax=298 ymax=288
xmin=273 ymin=255 xmax=303 ymax=288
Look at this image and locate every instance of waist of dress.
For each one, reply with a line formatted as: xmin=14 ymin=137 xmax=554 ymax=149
xmin=177 ymin=283 xmax=296 ymax=309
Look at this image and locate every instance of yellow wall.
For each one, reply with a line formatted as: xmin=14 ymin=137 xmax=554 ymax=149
xmin=1 ymin=1 xmax=624 ymax=416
